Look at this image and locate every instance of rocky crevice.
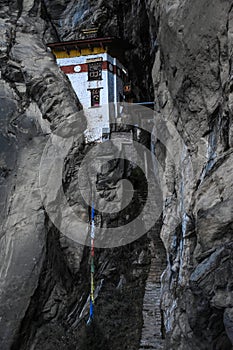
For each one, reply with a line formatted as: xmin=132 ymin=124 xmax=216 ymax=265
xmin=0 ymin=1 xmax=233 ymax=350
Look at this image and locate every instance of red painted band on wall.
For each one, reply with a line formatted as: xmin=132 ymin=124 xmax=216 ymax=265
xmin=60 ymin=61 xmax=126 ymax=77
xmin=60 ymin=64 xmax=87 ymax=74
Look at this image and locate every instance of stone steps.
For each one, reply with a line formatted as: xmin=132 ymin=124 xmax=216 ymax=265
xmin=139 ymin=235 xmax=166 ymax=350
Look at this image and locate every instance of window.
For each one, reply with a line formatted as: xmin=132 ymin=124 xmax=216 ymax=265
xmin=123 ymin=83 xmax=132 ymax=95
xmin=90 ymin=88 xmax=101 ymax=107
xmin=88 ymin=61 xmax=102 ymax=81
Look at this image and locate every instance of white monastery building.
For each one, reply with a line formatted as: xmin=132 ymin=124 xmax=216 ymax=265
xmin=48 ymin=32 xmax=130 ymax=142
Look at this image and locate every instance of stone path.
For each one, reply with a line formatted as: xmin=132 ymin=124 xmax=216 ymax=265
xmin=139 ymin=235 xmax=166 ymax=350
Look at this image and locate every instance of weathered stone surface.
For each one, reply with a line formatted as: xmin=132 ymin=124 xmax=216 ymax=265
xmin=153 ymin=0 xmax=233 ymax=349
xmin=0 ymin=0 xmax=233 ymax=349
xmin=0 ymin=1 xmax=86 ymax=349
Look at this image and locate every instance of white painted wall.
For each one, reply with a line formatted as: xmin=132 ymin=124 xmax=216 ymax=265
xmin=56 ymin=53 xmax=126 ymax=142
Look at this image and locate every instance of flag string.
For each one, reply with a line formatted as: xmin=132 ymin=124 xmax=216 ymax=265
xmin=87 ymin=205 xmax=95 ymax=325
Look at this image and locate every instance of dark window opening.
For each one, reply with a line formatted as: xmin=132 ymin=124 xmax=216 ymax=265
xmin=88 ymin=61 xmax=102 ymax=81
xmin=124 ymin=83 xmax=132 ymax=95
xmin=90 ymin=88 xmax=101 ymax=107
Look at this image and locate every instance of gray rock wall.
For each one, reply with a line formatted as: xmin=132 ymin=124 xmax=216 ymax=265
xmin=0 ymin=0 xmax=232 ymax=349
xmin=153 ymin=1 xmax=233 ymax=349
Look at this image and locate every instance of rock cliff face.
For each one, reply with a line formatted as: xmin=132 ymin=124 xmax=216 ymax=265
xmin=0 ymin=0 xmax=233 ymax=350
xmin=153 ymin=2 xmax=233 ymax=349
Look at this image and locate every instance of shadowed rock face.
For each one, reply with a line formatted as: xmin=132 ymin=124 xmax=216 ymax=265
xmin=0 ymin=1 xmax=233 ymax=350
xmin=153 ymin=1 xmax=233 ymax=349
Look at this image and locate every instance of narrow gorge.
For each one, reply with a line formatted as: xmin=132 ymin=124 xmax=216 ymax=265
xmin=0 ymin=1 xmax=233 ymax=350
